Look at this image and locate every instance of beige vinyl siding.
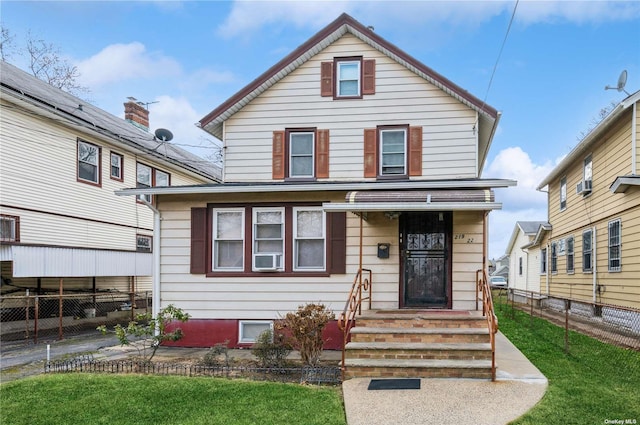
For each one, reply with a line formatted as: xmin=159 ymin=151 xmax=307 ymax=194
xmin=635 ymin=104 xmax=640 ymax=173
xmin=0 ymin=100 xmax=204 ymax=251
xmin=451 ymin=211 xmax=484 ymax=310
xmin=157 ymin=196 xmax=486 ymax=318
xmin=223 ymin=34 xmax=477 ymax=182
xmin=543 ymin=107 xmax=640 ymax=309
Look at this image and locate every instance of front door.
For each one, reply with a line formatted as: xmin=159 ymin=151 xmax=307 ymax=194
xmin=400 ymin=212 xmax=452 ymax=309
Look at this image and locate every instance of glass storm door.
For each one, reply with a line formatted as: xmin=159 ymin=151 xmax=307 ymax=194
xmin=400 ymin=212 xmax=451 ymax=308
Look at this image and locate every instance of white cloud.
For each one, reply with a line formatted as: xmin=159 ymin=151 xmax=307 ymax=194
xmin=76 ymin=42 xmax=181 ymax=87
xmin=217 ymin=0 xmax=640 ymax=39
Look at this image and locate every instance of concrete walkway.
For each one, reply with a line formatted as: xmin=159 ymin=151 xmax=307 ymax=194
xmin=342 ymin=332 xmax=547 ymax=425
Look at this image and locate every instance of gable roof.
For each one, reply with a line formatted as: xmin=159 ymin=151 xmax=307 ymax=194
xmin=506 ymin=221 xmax=551 ymax=254
xmin=199 ymin=13 xmax=500 ymax=171
xmin=1 ymin=61 xmax=221 ymax=182
xmin=537 ymin=89 xmax=640 ymax=190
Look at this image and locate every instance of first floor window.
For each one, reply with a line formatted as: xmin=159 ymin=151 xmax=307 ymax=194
xmin=566 ymin=236 xmax=574 ymax=273
xmin=608 ymin=219 xmax=621 ymax=272
xmin=253 ymin=208 xmax=284 ymax=271
xmin=380 ymin=127 xmax=407 ymax=176
xmin=518 ymin=257 xmax=523 ymax=275
xmin=110 ymin=152 xmax=123 ymax=180
xmin=213 ymin=209 xmax=245 ymax=271
xmin=78 ymin=140 xmax=100 ymax=185
xmin=294 ymin=208 xmax=325 ymax=270
xmin=540 ymin=248 xmax=547 ymax=274
xmin=583 ymin=229 xmax=592 ymax=272
xmin=551 ymin=242 xmax=558 ymax=273
xmin=136 ymin=234 xmax=152 ymax=252
xmin=0 ymin=215 xmax=19 ymax=242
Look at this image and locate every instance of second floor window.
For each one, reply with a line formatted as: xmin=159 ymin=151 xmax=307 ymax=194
xmin=137 ymin=163 xmax=170 ymax=203
xmin=289 ymin=132 xmax=314 ymax=178
xmin=380 ymin=128 xmax=407 ymax=176
xmin=110 ymin=152 xmax=123 ymax=181
xmin=78 ymin=140 xmax=100 ymax=185
xmin=583 ymin=154 xmax=592 ymax=184
xmin=583 ymin=229 xmax=592 ymax=272
xmin=559 ymin=177 xmax=567 ymax=211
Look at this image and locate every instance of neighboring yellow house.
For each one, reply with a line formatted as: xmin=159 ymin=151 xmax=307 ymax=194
xmin=118 ymin=14 xmax=515 ymax=349
xmin=536 ymin=90 xmax=640 ymax=311
xmin=0 ymin=61 xmax=220 ymax=298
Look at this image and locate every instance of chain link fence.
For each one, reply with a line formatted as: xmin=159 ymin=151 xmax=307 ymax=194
xmin=494 ymin=288 xmax=639 ymax=355
xmin=1 ymin=291 xmax=151 ymax=344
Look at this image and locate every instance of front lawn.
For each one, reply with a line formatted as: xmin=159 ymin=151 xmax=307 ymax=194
xmin=0 ymin=374 xmax=346 ymax=425
xmin=495 ymin=301 xmax=640 ymax=424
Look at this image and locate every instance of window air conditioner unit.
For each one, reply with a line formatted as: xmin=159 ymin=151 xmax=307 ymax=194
xmin=254 ymin=253 xmax=282 ymax=271
xmin=576 ymin=180 xmax=592 ymax=195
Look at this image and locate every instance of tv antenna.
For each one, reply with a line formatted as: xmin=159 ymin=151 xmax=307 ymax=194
xmin=605 ymin=70 xmax=630 ymax=96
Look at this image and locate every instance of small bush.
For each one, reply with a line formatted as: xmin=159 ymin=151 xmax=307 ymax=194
xmin=201 ymin=340 xmax=230 ymax=367
xmin=252 ymin=329 xmax=291 ymax=367
xmin=278 ymin=303 xmax=335 ymax=366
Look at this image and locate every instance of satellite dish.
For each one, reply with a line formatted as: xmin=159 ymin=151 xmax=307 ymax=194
xmin=154 ymin=128 xmax=173 ymax=142
xmin=605 ymin=70 xmax=630 ymax=95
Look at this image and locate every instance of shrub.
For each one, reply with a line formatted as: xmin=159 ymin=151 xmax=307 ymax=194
xmin=97 ymin=304 xmax=190 ymax=362
xmin=252 ymin=328 xmax=291 ymax=367
xmin=278 ymin=303 xmax=335 ymax=366
xmin=201 ymin=340 xmax=231 ymax=367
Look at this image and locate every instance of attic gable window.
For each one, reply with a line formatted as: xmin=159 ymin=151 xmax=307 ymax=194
xmin=321 ymin=57 xmax=375 ymax=99
xmin=77 ymin=140 xmax=101 ymax=186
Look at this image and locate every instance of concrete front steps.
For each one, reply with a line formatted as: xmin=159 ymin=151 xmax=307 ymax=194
xmin=343 ymin=310 xmax=493 ymax=380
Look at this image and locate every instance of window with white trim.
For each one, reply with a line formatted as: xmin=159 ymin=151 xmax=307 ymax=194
xmin=566 ymin=236 xmax=574 ymax=273
xmin=213 ymin=209 xmax=245 ymax=271
xmin=583 ymin=154 xmax=592 ymax=185
xmin=293 ymin=207 xmax=326 ymax=271
xmin=110 ymin=152 xmax=123 ymax=181
xmin=559 ymin=177 xmax=567 ymax=211
xmin=0 ymin=215 xmax=19 ymax=242
xmin=239 ymin=321 xmax=273 ymax=344
xmin=380 ymin=128 xmax=407 ymax=176
xmin=551 ymin=242 xmax=558 ymax=273
xmin=608 ymin=219 xmax=621 ymax=272
xmin=289 ymin=132 xmax=314 ymax=178
xmin=540 ymin=248 xmax=547 ymax=274
xmin=336 ymin=60 xmax=360 ymax=97
xmin=78 ymin=140 xmax=100 ymax=185
xmin=518 ymin=257 xmax=523 ymax=276
xmin=583 ymin=229 xmax=592 ymax=272
xmin=252 ymin=208 xmax=284 ymax=271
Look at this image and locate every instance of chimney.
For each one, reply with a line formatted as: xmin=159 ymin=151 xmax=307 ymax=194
xmin=124 ymin=97 xmax=149 ymax=131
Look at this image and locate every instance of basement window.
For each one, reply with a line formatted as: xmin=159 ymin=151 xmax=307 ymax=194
xmin=239 ymin=321 xmax=273 ymax=344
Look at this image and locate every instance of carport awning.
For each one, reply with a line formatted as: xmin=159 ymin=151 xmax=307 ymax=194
xmin=322 ymin=189 xmax=501 ymax=212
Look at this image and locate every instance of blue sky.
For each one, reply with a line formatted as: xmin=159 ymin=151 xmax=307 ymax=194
xmin=2 ymin=0 xmax=639 ymax=258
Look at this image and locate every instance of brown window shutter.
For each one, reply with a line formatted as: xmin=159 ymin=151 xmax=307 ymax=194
xmin=316 ymin=129 xmax=330 ymax=178
xmin=321 ymin=62 xmax=334 ymax=97
xmin=329 ymin=212 xmax=347 ymax=274
xmin=362 ymin=59 xmax=375 ymax=95
xmin=190 ymin=207 xmax=208 ymax=274
xmin=272 ymin=130 xmax=286 ymax=179
xmin=363 ymin=128 xmax=377 ymax=178
xmin=409 ymin=126 xmax=423 ymax=176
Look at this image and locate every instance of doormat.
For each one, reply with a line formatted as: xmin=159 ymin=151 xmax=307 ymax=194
xmin=368 ymin=378 xmax=421 ymax=390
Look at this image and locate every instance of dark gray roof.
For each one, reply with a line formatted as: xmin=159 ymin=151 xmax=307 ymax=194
xmin=518 ymin=221 xmax=550 ymax=235
xmin=0 ymin=61 xmax=221 ymax=182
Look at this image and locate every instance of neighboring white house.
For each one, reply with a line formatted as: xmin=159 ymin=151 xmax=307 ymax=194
xmin=0 ymin=61 xmax=220 ymax=299
xmin=490 ymin=254 xmax=509 ymax=281
xmin=505 ymin=221 xmax=550 ymax=302
xmin=118 ymin=13 xmax=515 ymax=349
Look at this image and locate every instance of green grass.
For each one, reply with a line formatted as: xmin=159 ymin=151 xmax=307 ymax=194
xmin=0 ymin=374 xmax=346 ymax=425
xmin=495 ymin=301 xmax=640 ymax=425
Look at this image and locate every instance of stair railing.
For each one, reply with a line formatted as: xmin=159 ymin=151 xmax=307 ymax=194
xmin=476 ymin=269 xmax=498 ymax=381
xmin=338 ymin=268 xmax=372 ymax=377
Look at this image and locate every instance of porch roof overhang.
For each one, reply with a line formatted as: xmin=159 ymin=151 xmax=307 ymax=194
xmin=322 ymin=189 xmax=502 ymax=212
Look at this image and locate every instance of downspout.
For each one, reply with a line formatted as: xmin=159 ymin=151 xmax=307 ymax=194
xmin=141 ymin=199 xmax=161 ymax=328
xmin=632 ymin=102 xmax=637 ymax=175
xmin=592 ymin=225 xmax=597 ymax=303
